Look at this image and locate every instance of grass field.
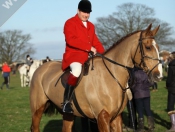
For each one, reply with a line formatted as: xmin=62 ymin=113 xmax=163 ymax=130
xmin=0 ymin=71 xmax=171 ymax=132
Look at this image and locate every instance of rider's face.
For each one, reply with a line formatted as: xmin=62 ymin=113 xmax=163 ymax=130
xmin=77 ymin=10 xmax=90 ymax=22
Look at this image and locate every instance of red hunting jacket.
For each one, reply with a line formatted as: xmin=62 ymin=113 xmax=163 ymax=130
xmin=62 ymin=14 xmax=105 ymax=71
xmin=2 ymin=64 xmax=11 ymax=72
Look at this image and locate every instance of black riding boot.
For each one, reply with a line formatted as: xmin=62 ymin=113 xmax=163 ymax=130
xmin=62 ymin=84 xmax=75 ymax=113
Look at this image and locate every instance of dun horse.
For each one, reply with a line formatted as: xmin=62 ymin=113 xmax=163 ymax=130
xmin=30 ymin=24 xmax=163 ymax=132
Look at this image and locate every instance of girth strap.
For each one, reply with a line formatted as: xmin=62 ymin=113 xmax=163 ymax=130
xmin=72 ymin=93 xmax=88 ymax=118
xmin=72 ymin=92 xmax=96 ymax=122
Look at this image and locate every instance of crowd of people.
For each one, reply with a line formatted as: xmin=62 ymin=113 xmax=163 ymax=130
xmin=0 ymin=54 xmax=52 ymax=90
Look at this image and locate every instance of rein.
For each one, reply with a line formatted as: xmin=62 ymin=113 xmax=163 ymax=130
xmin=96 ymin=53 xmax=132 ymax=92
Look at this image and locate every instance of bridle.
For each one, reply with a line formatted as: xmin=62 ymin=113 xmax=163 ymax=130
xmin=133 ymin=31 xmax=161 ymax=76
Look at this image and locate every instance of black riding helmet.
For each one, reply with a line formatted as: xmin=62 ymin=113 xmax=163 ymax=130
xmin=78 ymin=0 xmax=92 ymax=13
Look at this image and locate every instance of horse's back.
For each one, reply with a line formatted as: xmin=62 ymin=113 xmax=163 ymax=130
xmin=30 ymin=61 xmax=63 ymax=90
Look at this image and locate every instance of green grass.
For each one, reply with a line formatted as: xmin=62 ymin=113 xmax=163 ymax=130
xmin=0 ymin=71 xmax=171 ymax=132
xmin=0 ymin=72 xmax=61 ymax=132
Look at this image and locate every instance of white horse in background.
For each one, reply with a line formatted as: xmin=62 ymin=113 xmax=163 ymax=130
xmin=18 ymin=64 xmax=29 ymax=87
xmin=28 ymin=60 xmax=43 ymax=86
xmin=18 ymin=60 xmax=43 ymax=87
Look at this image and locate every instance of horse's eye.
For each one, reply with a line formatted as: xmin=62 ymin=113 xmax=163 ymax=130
xmin=145 ymin=46 xmax=151 ymax=50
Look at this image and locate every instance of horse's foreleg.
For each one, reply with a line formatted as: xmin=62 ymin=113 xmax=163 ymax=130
xmin=24 ymin=75 xmax=27 ymax=87
xmin=62 ymin=114 xmax=74 ymax=132
xmin=110 ymin=114 xmax=122 ymax=132
xmin=20 ymin=75 xmax=23 ymax=87
xmin=97 ymin=109 xmax=110 ymax=132
xmin=28 ymin=77 xmax=31 ymax=87
xmin=31 ymin=104 xmax=45 ymax=132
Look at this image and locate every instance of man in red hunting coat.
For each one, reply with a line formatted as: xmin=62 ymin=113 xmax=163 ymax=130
xmin=62 ymin=0 xmax=105 ymax=113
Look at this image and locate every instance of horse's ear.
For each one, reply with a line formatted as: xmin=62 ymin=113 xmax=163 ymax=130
xmin=144 ymin=23 xmax=152 ymax=35
xmin=152 ymin=25 xmax=160 ymax=36
xmin=146 ymin=24 xmax=152 ymax=31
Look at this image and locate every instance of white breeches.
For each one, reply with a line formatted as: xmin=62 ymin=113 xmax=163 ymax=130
xmin=70 ymin=62 xmax=82 ymax=77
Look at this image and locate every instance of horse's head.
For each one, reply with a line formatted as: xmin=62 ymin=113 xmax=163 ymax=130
xmin=133 ymin=24 xmax=163 ymax=82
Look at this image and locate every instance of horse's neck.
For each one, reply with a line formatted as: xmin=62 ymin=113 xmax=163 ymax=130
xmin=18 ymin=64 xmax=27 ymax=75
xmin=105 ymin=35 xmax=139 ymax=68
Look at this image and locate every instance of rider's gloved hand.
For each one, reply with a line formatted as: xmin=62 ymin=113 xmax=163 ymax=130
xmin=90 ymin=47 xmax=97 ymax=55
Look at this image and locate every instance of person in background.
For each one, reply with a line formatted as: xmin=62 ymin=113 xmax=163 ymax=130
xmin=166 ymin=52 xmax=175 ymax=132
xmin=30 ymin=58 xmax=33 ymax=64
xmin=0 ymin=62 xmax=11 ymax=90
xmin=26 ymin=55 xmax=32 ymax=75
xmin=10 ymin=62 xmax=17 ymax=76
xmin=46 ymin=56 xmax=51 ymax=62
xmin=42 ymin=56 xmax=51 ymax=64
xmin=131 ymin=67 xmax=154 ymax=132
xmin=26 ymin=55 xmax=32 ymax=66
xmin=61 ymin=0 xmax=105 ymax=113
xmin=152 ymin=82 xmax=158 ymax=92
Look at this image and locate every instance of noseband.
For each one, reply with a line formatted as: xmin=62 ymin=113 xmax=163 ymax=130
xmin=133 ymin=31 xmax=161 ymax=76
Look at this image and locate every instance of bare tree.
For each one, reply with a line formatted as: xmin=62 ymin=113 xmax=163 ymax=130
xmin=0 ymin=30 xmax=35 ymax=64
xmin=95 ymin=3 xmax=175 ymax=50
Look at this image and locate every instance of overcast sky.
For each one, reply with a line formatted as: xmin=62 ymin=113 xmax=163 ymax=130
xmin=1 ymin=0 xmax=175 ymax=60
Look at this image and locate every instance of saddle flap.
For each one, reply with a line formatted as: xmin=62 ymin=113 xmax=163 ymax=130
xmin=61 ymin=70 xmax=69 ymax=88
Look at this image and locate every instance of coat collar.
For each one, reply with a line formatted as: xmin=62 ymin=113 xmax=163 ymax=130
xmin=74 ymin=14 xmax=90 ymax=29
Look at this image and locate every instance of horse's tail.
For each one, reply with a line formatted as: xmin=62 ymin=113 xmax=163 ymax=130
xmin=44 ymin=101 xmax=61 ymax=116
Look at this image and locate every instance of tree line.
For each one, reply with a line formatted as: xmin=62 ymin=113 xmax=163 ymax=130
xmin=0 ymin=3 xmax=174 ymax=64
xmin=0 ymin=30 xmax=35 ymax=64
xmin=95 ymin=3 xmax=175 ymax=50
